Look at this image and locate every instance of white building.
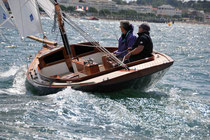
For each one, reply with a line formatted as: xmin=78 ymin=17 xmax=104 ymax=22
xmin=157 ymin=5 xmax=182 ymax=16
xmin=118 ymin=5 xmax=153 ymax=14
xmin=88 ymin=0 xmax=118 ymax=12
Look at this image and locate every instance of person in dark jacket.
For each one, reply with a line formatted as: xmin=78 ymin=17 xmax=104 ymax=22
xmin=114 ymin=21 xmax=136 ymax=60
xmin=124 ymin=23 xmax=153 ymax=62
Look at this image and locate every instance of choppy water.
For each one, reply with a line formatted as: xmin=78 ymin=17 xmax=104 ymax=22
xmin=0 ymin=17 xmax=209 ymax=139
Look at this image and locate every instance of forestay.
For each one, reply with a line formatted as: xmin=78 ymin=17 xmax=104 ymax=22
xmin=37 ymin=0 xmax=55 ymax=19
xmin=8 ymin=0 xmax=43 ymax=38
xmin=0 ymin=1 xmax=15 ymax=28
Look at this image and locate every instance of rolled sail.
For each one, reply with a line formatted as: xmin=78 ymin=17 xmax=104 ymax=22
xmin=8 ymin=0 xmax=42 ymax=38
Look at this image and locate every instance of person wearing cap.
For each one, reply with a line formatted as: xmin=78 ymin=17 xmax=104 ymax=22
xmin=114 ymin=21 xmax=136 ymax=60
xmin=124 ymin=23 xmax=153 ymax=62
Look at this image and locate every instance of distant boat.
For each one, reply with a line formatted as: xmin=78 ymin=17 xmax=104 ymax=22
xmin=1 ymin=0 xmax=173 ymax=95
xmin=75 ymin=8 xmax=85 ymax=13
xmin=81 ymin=16 xmax=99 ymax=20
xmin=85 ymin=16 xmax=99 ymax=20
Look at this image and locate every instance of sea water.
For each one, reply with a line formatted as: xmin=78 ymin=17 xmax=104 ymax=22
xmin=0 ymin=17 xmax=209 ymax=139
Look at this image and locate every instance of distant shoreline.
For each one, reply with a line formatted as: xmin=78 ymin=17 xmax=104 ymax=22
xmin=40 ymin=13 xmax=210 ymax=26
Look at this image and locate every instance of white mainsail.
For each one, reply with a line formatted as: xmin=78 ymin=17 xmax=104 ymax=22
xmin=0 ymin=1 xmax=15 ymax=28
xmin=8 ymin=0 xmax=43 ymax=38
xmin=37 ymin=0 xmax=55 ymax=19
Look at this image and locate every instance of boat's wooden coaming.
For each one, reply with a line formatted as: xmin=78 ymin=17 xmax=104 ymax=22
xmin=26 ymin=43 xmax=174 ymax=94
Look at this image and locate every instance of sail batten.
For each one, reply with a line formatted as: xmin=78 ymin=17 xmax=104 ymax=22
xmin=8 ymin=0 xmax=43 ymax=38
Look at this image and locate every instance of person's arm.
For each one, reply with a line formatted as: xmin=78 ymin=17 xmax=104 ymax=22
xmin=125 ymin=45 xmax=144 ymax=60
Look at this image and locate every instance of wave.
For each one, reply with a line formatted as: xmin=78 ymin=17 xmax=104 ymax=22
xmin=0 ymin=65 xmax=27 ymax=95
xmin=0 ymin=66 xmax=19 ymax=78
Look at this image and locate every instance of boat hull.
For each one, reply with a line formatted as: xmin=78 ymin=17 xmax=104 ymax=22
xmin=25 ymin=78 xmax=63 ymax=96
xmin=26 ymin=65 xmax=171 ymax=95
xmin=26 ymin=44 xmax=174 ymax=96
xmin=72 ymin=67 xmax=169 ymax=93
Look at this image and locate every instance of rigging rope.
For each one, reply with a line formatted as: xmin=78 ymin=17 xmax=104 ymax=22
xmin=62 ymin=13 xmax=128 ymax=70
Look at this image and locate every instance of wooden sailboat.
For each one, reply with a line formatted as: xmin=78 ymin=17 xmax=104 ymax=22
xmin=2 ymin=0 xmax=173 ymax=95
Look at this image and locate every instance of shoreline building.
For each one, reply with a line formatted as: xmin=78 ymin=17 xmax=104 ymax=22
xmin=157 ymin=5 xmax=182 ymax=16
xmin=118 ymin=4 xmax=153 ymax=14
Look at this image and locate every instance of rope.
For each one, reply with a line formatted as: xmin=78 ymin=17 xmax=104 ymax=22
xmin=62 ymin=13 xmax=128 ymax=70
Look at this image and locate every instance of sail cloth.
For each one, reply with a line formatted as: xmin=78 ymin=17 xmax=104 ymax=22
xmin=8 ymin=0 xmax=43 ymax=38
xmin=37 ymin=0 xmax=55 ymax=19
xmin=0 ymin=1 xmax=15 ymax=28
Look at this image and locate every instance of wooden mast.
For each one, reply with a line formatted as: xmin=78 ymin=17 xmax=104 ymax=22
xmin=54 ymin=0 xmax=71 ymax=56
xmin=54 ymin=0 xmax=73 ymax=71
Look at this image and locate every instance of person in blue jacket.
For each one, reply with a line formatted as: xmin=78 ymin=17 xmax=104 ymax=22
xmin=114 ymin=21 xmax=136 ymax=60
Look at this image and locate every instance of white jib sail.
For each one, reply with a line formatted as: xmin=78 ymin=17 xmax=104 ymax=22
xmin=37 ymin=0 xmax=55 ymax=19
xmin=0 ymin=1 xmax=15 ymax=28
xmin=8 ymin=0 xmax=43 ymax=38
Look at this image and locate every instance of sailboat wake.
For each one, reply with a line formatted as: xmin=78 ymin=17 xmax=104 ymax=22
xmin=0 ymin=65 xmax=27 ymax=95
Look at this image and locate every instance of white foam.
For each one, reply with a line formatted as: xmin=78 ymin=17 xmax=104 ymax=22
xmin=1 ymin=65 xmax=27 ymax=95
xmin=0 ymin=66 xmax=19 ymax=78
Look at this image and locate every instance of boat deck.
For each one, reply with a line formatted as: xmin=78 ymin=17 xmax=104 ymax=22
xmin=51 ymin=53 xmax=173 ymax=86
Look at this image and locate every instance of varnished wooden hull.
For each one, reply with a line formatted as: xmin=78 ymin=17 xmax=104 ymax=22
xmin=72 ymin=67 xmax=170 ymax=93
xmin=26 ymin=43 xmax=174 ymax=96
xmin=26 ymin=62 xmax=172 ymax=95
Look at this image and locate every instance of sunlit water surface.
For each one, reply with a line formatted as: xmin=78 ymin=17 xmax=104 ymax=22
xmin=0 ymin=17 xmax=209 ymax=139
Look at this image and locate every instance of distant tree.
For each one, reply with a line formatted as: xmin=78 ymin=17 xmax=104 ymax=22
xmin=118 ymin=9 xmax=137 ymax=15
xmin=137 ymin=0 xmax=167 ymax=7
xmin=60 ymin=5 xmax=67 ymax=11
xmin=99 ymin=9 xmax=111 ymax=16
xmin=112 ymin=0 xmax=127 ymax=5
xmin=67 ymin=6 xmax=76 ymax=12
xmin=118 ymin=10 xmax=128 ymax=15
xmin=136 ymin=0 xmax=210 ymax=11
xmin=79 ymin=0 xmax=85 ymax=3
xmin=88 ymin=7 xmax=98 ymax=13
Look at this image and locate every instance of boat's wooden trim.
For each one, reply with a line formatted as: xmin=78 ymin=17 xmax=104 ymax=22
xmin=27 ymin=35 xmax=57 ymax=46
xmin=154 ymin=51 xmax=174 ymax=62
xmin=38 ymin=47 xmax=72 ymax=69
xmin=98 ymin=61 xmax=173 ymax=86
xmin=43 ymin=59 xmax=66 ymax=67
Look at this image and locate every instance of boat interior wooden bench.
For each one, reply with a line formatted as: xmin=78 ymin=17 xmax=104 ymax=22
xmin=72 ymin=58 xmax=100 ymax=76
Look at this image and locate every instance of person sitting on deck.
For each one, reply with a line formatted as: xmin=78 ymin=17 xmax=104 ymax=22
xmin=124 ymin=23 xmax=153 ymax=63
xmin=114 ymin=21 xmax=136 ymax=60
